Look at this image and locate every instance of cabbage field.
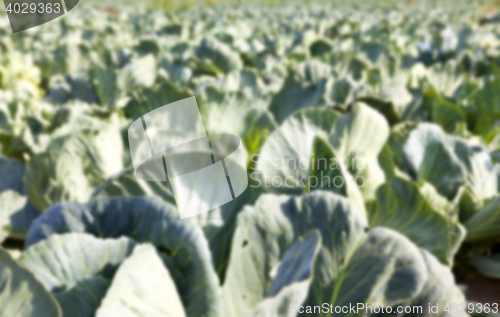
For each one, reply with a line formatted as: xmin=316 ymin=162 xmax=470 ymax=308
xmin=1 ymin=0 xmax=500 ymax=316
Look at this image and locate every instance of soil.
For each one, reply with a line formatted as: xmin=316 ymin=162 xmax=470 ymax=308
xmin=2 ymin=238 xmax=24 ymax=250
xmin=458 ymin=275 xmax=500 ymax=305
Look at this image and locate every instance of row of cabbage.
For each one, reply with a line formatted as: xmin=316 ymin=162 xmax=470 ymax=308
xmin=1 ymin=1 xmax=500 ymax=316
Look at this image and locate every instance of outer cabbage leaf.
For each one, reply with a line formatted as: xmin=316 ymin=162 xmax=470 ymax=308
xmin=368 ymin=178 xmax=465 ymax=265
xmin=249 ymin=231 xmax=322 ymax=317
xmin=0 ymin=157 xmax=41 ymax=238
xmin=25 ymin=196 xmax=222 ymax=317
xmin=96 ymin=244 xmax=186 ymax=317
xmin=25 ymin=151 xmax=92 ymax=211
xmin=329 ymin=228 xmax=427 ymax=315
xmin=269 ymin=60 xmax=330 ymax=123
xmin=222 ymin=191 xmax=367 ymax=316
xmin=256 ymin=108 xmax=365 ymax=213
xmin=223 ymin=191 xmax=428 ymax=317
xmin=195 ymin=37 xmax=243 ymax=74
xmin=198 ymin=87 xmax=277 ymax=156
xmin=330 ymin=102 xmax=389 ymax=200
xmin=409 ymin=250 xmax=467 ymax=316
xmin=118 ymin=54 xmax=156 ymax=92
xmin=20 ymin=233 xmax=135 ymax=317
xmin=91 ymin=165 xmax=176 ymax=206
xmin=404 ymin=124 xmax=496 ymax=205
xmin=465 ymin=195 xmax=500 ymax=243
xmin=0 ymin=191 xmax=30 ymax=242
xmin=0 ymin=248 xmax=62 ymax=317
xmin=124 ymin=80 xmax=192 ymax=119
xmin=374 ymin=250 xmax=467 ymax=317
xmin=0 ymin=155 xmax=24 ymax=193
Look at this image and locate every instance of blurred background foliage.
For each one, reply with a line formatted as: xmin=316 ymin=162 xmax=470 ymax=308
xmin=2 ymin=0 xmax=500 ymax=316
